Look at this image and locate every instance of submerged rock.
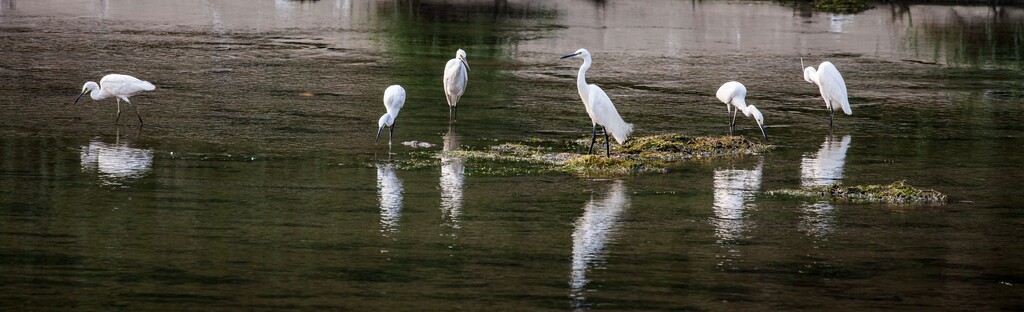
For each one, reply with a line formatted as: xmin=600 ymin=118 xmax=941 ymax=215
xmin=768 ymin=180 xmax=947 ymax=204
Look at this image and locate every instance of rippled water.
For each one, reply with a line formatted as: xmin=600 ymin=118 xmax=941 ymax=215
xmin=1 ymin=0 xmax=1023 ymax=310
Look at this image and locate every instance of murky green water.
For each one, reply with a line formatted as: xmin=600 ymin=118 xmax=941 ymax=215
xmin=1 ymin=0 xmax=1023 ymax=310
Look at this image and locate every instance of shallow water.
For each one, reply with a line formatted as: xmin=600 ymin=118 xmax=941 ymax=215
xmin=1 ymin=0 xmax=1023 ymax=310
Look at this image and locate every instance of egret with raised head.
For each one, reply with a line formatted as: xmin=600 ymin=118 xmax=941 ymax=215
xmin=802 ymin=59 xmax=851 ymax=129
xmin=443 ymin=49 xmax=469 ymax=123
xmin=74 ymin=74 xmax=156 ymax=125
xmin=560 ymin=48 xmax=633 ymax=157
xmin=376 ymin=85 xmax=406 ymax=146
xmin=716 ymin=81 xmax=768 ymax=142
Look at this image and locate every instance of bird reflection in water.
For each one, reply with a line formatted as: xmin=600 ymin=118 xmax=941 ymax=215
xmin=440 ymin=128 xmax=464 ymax=233
xmin=570 ymin=181 xmax=629 ymax=309
xmin=79 ymin=129 xmax=153 ymax=186
xmin=376 ymin=163 xmax=403 ymax=237
xmin=712 ymin=157 xmax=764 ymax=244
xmin=799 ymin=134 xmax=852 ymax=237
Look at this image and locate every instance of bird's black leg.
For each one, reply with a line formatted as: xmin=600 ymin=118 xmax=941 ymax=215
xmin=129 ymin=101 xmax=144 ymax=125
xmin=589 ymin=124 xmax=597 ymax=155
xmin=604 ymin=126 xmax=610 ymax=158
xmin=115 ymin=99 xmax=122 ymax=125
xmin=731 ymin=107 xmax=739 ymax=135
xmin=829 ymin=109 xmax=834 ymax=131
xmin=389 ymin=122 xmax=395 ymax=145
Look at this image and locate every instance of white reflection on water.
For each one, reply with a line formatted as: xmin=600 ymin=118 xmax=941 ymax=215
xmin=801 ymin=135 xmax=852 ymax=188
xmin=799 ymin=135 xmax=852 ymax=237
xmin=376 ymin=163 xmax=403 ymax=236
xmin=79 ymin=137 xmax=153 ymax=186
xmin=570 ymin=181 xmax=629 ymax=309
xmin=440 ymin=129 xmax=464 ymax=230
xmin=712 ymin=158 xmax=763 ymax=243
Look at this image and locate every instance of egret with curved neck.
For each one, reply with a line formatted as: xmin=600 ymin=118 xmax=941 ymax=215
xmin=802 ymin=59 xmax=851 ymax=130
xmin=716 ymin=81 xmax=768 ymax=142
xmin=560 ymin=48 xmax=633 ymax=157
xmin=74 ymin=74 xmax=156 ymax=125
xmin=443 ymin=49 xmax=469 ymax=124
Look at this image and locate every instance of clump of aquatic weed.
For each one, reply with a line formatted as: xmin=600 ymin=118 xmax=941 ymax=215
xmin=558 ymin=154 xmax=664 ymax=177
xmin=813 ymin=0 xmax=873 ymax=14
xmin=616 ymin=134 xmax=771 ymax=161
xmin=768 ymin=180 xmax=948 ymax=205
xmin=443 ymin=133 xmax=770 ymax=177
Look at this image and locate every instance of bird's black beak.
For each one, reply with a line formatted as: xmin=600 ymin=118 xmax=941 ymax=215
xmin=460 ymin=58 xmax=470 ymax=72
xmin=73 ymin=91 xmax=86 ymax=105
xmin=375 ymin=126 xmax=384 ymax=144
xmin=559 ymin=53 xmax=578 ymax=59
xmin=758 ymin=124 xmax=769 ymax=142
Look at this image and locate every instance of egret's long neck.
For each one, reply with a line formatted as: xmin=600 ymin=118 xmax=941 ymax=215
xmin=90 ymin=88 xmax=111 ymax=100
xmin=576 ymin=56 xmax=591 ymax=97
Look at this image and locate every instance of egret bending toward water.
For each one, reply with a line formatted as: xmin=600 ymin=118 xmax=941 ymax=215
xmin=716 ymin=81 xmax=768 ymax=142
xmin=443 ymin=49 xmax=469 ymax=123
xmin=74 ymin=74 xmax=156 ymax=125
xmin=560 ymin=49 xmax=633 ymax=157
xmin=802 ymin=59 xmax=851 ymax=130
xmin=376 ymin=85 xmax=406 ymax=145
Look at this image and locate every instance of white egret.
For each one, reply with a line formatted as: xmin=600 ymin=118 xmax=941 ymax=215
xmin=715 ymin=81 xmax=768 ymax=142
xmin=376 ymin=85 xmax=406 ymax=145
xmin=443 ymin=49 xmax=469 ymax=123
xmin=802 ymin=59 xmax=852 ymax=129
xmin=74 ymin=74 xmax=156 ymax=124
xmin=560 ymin=49 xmax=634 ymax=157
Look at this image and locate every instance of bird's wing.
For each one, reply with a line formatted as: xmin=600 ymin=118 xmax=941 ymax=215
xmin=818 ymin=63 xmax=851 ymax=115
xmin=716 ymin=81 xmax=747 ymax=110
xmin=101 ymin=74 xmax=155 ymax=97
xmin=384 ymin=86 xmax=406 ymax=117
xmin=443 ymin=59 xmax=468 ymax=98
xmin=588 ymin=84 xmax=633 ymax=144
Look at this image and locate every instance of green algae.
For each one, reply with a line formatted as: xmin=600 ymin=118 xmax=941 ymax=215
xmin=438 ymin=134 xmax=770 ymax=177
xmin=768 ymin=180 xmax=948 ymax=204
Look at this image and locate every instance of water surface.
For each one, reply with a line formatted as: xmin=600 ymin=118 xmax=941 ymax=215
xmin=1 ymin=0 xmax=1023 ymax=310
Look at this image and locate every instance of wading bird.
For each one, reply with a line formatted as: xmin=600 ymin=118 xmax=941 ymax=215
xmin=716 ymin=81 xmax=768 ymax=142
xmin=802 ymin=59 xmax=851 ymax=130
xmin=443 ymin=49 xmax=469 ymax=123
xmin=560 ymin=49 xmax=633 ymax=157
xmin=74 ymin=74 xmax=156 ymax=125
xmin=376 ymin=85 xmax=406 ymax=146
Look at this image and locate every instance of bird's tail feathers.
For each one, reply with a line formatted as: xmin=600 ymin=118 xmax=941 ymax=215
xmin=604 ymin=115 xmax=633 ymax=144
xmin=140 ymin=81 xmax=156 ymax=91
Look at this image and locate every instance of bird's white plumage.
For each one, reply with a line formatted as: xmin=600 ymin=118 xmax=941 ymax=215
xmin=95 ymin=74 xmax=155 ymax=101
xmin=565 ymin=49 xmax=633 ymax=144
xmin=804 ymin=61 xmax=851 ymax=115
xmin=379 ymin=85 xmax=405 ymax=128
xmin=716 ymin=81 xmax=748 ymax=115
xmin=715 ymin=81 xmax=767 ymax=141
xmin=443 ymin=49 xmax=469 ymax=109
xmin=76 ymin=74 xmax=155 ymax=124
xmin=376 ymin=85 xmax=406 ymax=145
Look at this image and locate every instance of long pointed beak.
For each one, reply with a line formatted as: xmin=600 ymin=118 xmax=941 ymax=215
xmin=460 ymin=58 xmax=470 ymax=72
xmin=800 ymin=57 xmax=805 ymax=70
xmin=758 ymin=124 xmax=769 ymax=142
xmin=375 ymin=126 xmax=384 ymax=144
xmin=73 ymin=91 xmax=86 ymax=105
xmin=559 ymin=53 xmax=578 ymax=59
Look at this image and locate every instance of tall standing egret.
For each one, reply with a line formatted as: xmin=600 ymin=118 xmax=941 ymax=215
xmin=376 ymin=85 xmax=406 ymax=146
xmin=802 ymin=59 xmax=852 ymax=129
xmin=443 ymin=49 xmax=469 ymax=123
xmin=715 ymin=81 xmax=768 ymax=142
xmin=74 ymin=74 xmax=156 ymax=125
xmin=560 ymin=48 xmax=634 ymax=157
